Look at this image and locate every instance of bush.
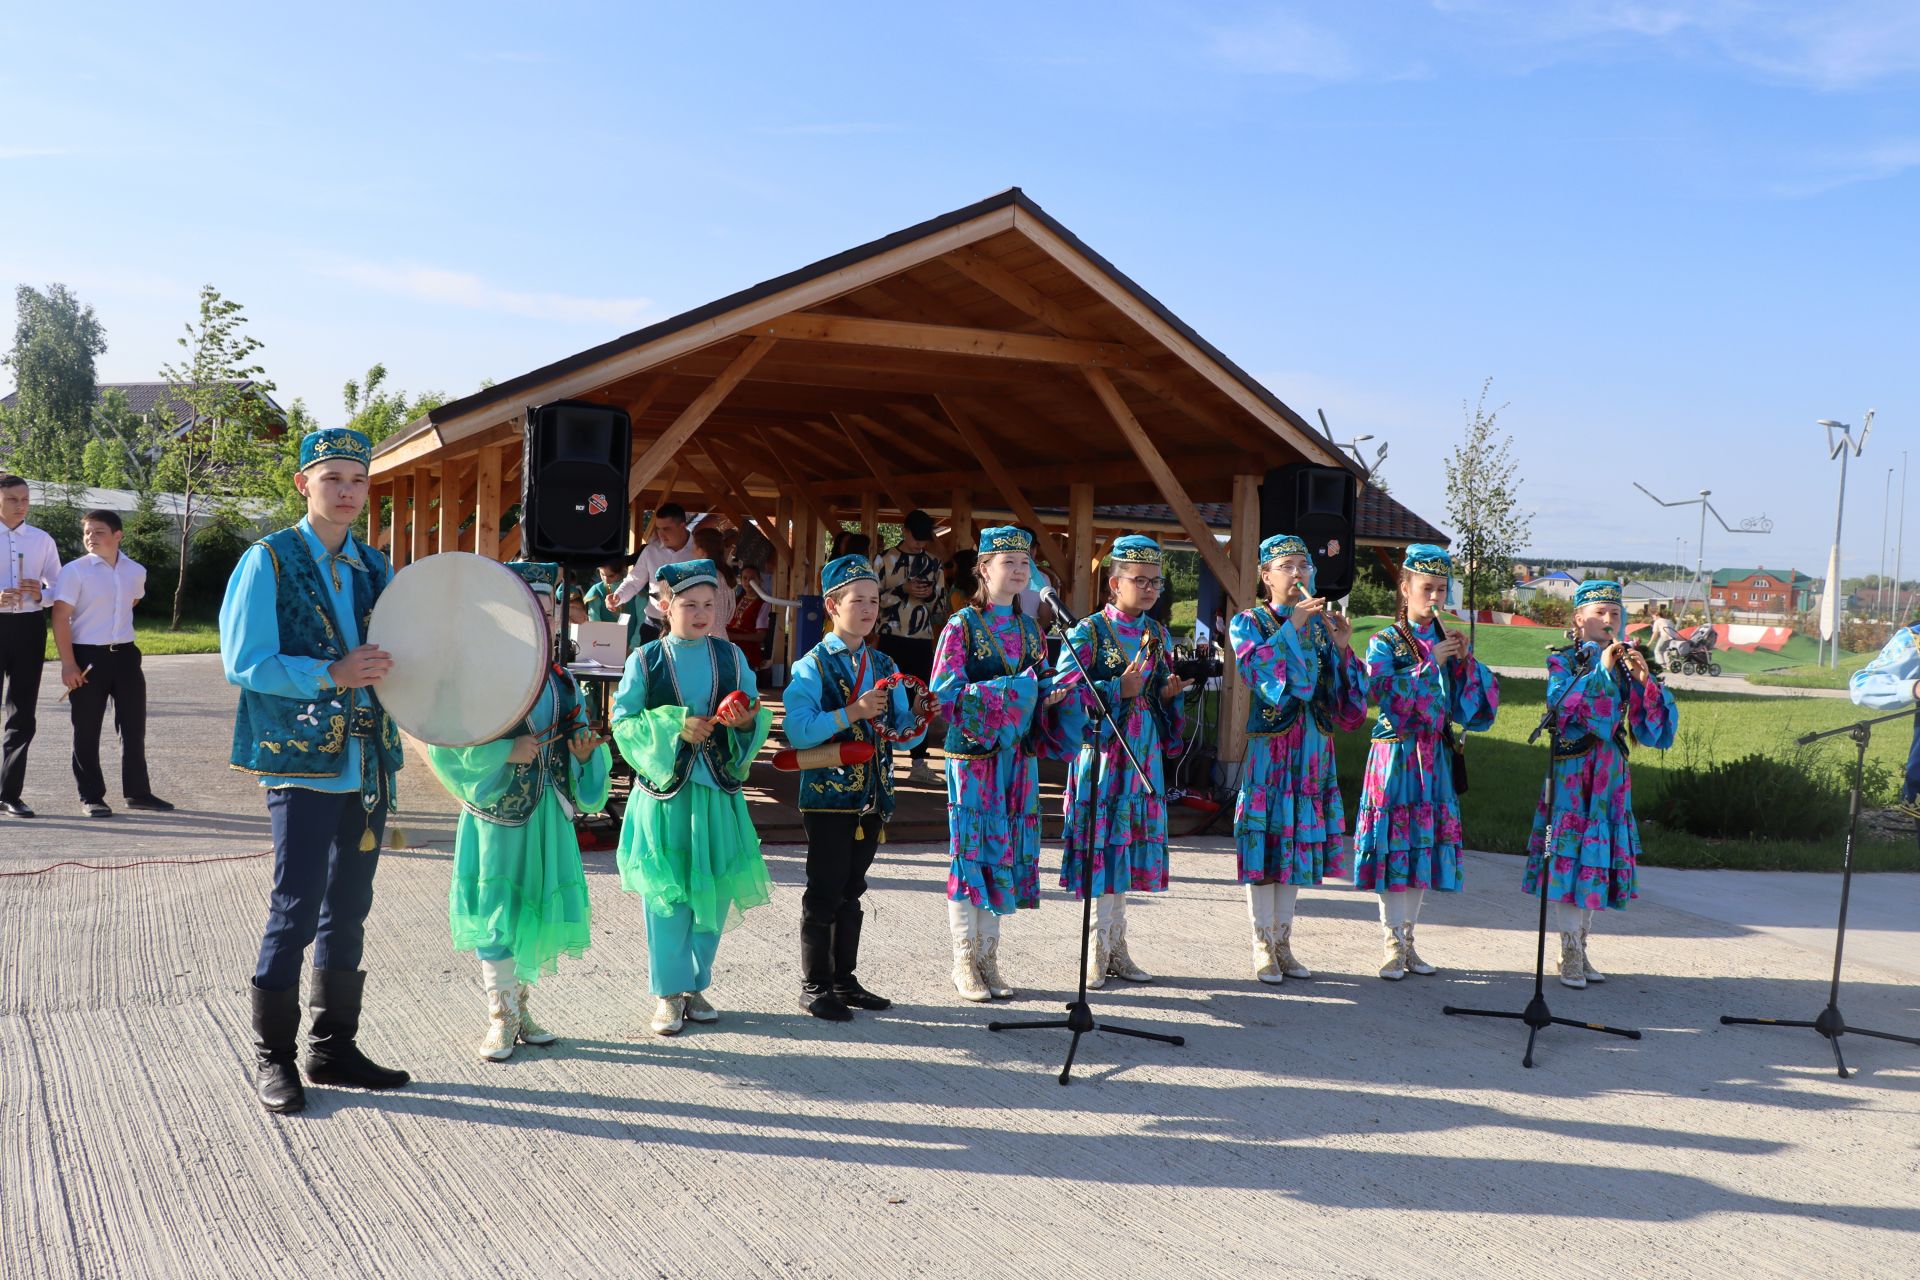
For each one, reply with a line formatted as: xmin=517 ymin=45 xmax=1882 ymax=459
xmin=1347 ymin=571 xmax=1397 ymax=617
xmin=1526 ymin=596 xmax=1570 ymax=627
xmin=1840 ymin=618 xmax=1892 ymax=654
xmin=1647 ymin=748 xmax=1891 ymax=842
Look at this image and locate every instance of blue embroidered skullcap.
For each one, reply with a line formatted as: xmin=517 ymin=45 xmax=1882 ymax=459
xmin=657 ymin=558 xmax=720 ymax=594
xmin=299 ymin=427 xmax=372 ymax=472
xmin=1108 ymin=535 xmax=1162 ymax=565
xmin=977 ymin=525 xmax=1033 ymax=557
xmin=1402 ymin=543 xmax=1453 ymax=578
xmin=1573 ymin=578 xmax=1623 ymax=608
xmin=822 ymin=554 xmax=878 ymax=594
xmin=503 ymin=560 xmax=563 ymax=600
xmin=1259 ymin=534 xmax=1309 ymax=564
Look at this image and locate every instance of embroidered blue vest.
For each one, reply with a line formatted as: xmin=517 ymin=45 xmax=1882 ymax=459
xmin=943 ymin=606 xmax=1048 ymax=759
xmin=1549 ymin=641 xmax=1632 ymax=760
xmin=228 ymin=526 xmax=405 ymax=782
xmin=1243 ymin=606 xmax=1334 ymax=738
xmin=796 ymin=642 xmax=901 ymax=818
xmin=459 ymin=667 xmax=587 ymax=827
xmin=1079 ymin=610 xmax=1176 ymax=746
xmin=628 ymin=637 xmax=751 ymax=799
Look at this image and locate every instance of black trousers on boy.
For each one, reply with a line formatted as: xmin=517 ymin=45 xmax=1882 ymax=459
xmin=68 ymin=642 xmax=150 ymax=804
xmin=799 ymin=810 xmax=879 ymax=995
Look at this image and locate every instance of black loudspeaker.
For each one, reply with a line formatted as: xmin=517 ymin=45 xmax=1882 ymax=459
xmin=1259 ymin=464 xmax=1358 ymax=599
xmin=522 ymin=400 xmax=631 ymax=562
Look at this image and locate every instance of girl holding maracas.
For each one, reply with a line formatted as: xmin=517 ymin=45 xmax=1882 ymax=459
xmin=608 ymin=558 xmax=773 ymax=1037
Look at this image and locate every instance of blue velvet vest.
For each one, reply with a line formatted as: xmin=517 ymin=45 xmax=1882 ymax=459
xmin=228 ymin=526 xmax=405 ymax=782
xmin=628 ymin=637 xmax=751 ymax=799
xmin=942 ymin=606 xmax=1048 ymax=759
xmin=460 ymin=667 xmax=587 ymax=827
xmin=1080 ymin=610 xmax=1176 ymax=746
xmin=1243 ymin=605 xmax=1333 ymax=737
xmin=796 ymin=642 xmax=901 ymax=818
xmin=1549 ymin=641 xmax=1632 ymax=760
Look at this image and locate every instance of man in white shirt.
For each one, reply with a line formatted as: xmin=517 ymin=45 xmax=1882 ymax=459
xmin=606 ymin=502 xmax=700 ymax=644
xmin=0 ymin=475 xmax=62 ymax=817
xmin=52 ymin=509 xmax=170 ymax=818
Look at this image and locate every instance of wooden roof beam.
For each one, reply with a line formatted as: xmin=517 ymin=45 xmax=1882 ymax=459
xmin=754 ymin=427 xmax=837 ymax=535
xmin=625 ymin=336 xmax=774 ymax=501
xmin=934 ymin=396 xmax=1071 ymax=574
xmin=756 ymin=313 xmax=1145 ymax=369
xmin=828 ymin=413 xmax=922 ymax=516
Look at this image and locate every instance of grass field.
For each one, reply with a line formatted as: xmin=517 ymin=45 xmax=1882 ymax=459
xmin=1748 ymin=649 xmax=1875 ymax=690
xmin=40 ymin=615 xmax=222 ymax=660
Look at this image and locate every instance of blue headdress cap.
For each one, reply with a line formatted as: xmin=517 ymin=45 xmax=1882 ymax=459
xmin=977 ymin=525 xmax=1033 ymax=557
xmin=1573 ymin=578 xmax=1623 ymax=608
xmin=822 ymin=554 xmax=878 ymax=594
xmin=504 ymin=560 xmax=564 ymax=601
xmin=1259 ymin=534 xmax=1309 ymax=564
xmin=1108 ymin=535 xmax=1162 ymax=566
xmin=657 ymin=558 xmax=720 ymax=595
xmin=1402 ymin=543 xmax=1453 ymax=578
xmin=299 ymin=427 xmax=372 ymax=472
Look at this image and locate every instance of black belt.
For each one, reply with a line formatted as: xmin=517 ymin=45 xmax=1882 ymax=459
xmin=74 ymin=640 xmax=137 ymax=652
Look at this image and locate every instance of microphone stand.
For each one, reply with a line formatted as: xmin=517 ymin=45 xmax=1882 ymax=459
xmin=1444 ymin=638 xmax=1643 ymax=1066
xmin=1721 ymin=708 xmax=1920 ymax=1077
xmin=988 ymin=598 xmax=1186 ymax=1084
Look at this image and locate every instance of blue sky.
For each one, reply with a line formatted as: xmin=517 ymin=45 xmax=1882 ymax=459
xmin=2 ymin=2 xmax=1915 ymax=579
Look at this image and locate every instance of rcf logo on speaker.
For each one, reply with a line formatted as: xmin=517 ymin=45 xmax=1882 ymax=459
xmin=1322 ymin=538 xmax=1342 ymax=557
xmin=585 ymin=493 xmax=609 ymax=515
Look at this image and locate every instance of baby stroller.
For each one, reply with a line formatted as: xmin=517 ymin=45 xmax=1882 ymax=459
xmin=1667 ymin=624 xmax=1721 ymax=677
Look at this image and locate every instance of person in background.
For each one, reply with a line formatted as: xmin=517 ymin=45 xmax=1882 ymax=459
xmin=727 ymin=562 xmax=773 ymax=674
xmin=875 ymin=509 xmax=945 ymax=781
xmin=693 ymin=524 xmax=737 ymax=628
xmin=0 ymin=474 xmax=62 ymax=818
xmin=1649 ymin=605 xmax=1678 ymax=669
xmin=51 ymin=509 xmax=171 ymax=818
xmin=607 ymin=502 xmax=700 ymax=644
xmin=582 ymin=556 xmax=643 ymax=652
xmin=946 ymin=550 xmax=978 ymax=617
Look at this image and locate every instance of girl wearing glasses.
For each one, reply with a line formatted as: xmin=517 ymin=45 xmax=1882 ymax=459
xmin=1050 ymin=536 xmax=1191 ymax=989
xmin=1229 ymin=535 xmax=1367 ymax=985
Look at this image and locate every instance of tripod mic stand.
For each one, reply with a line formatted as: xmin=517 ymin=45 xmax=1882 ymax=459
xmin=1445 ymin=643 xmax=1643 ymax=1066
xmin=988 ymin=610 xmax=1185 ymax=1084
xmin=1721 ymin=708 xmax=1920 ymax=1078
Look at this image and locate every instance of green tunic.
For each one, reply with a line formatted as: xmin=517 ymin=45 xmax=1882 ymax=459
xmin=426 ymin=678 xmax=611 ymax=982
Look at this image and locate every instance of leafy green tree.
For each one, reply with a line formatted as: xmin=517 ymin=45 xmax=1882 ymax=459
xmin=150 ymin=285 xmax=281 ymax=628
xmin=1444 ymin=378 xmax=1533 ymax=642
xmin=81 ymin=387 xmax=150 ymax=490
xmin=0 ymin=283 xmax=106 ymax=491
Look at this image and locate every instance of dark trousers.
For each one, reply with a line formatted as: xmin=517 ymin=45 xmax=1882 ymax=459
xmin=799 ymin=811 xmax=879 ymax=994
xmin=254 ymin=784 xmax=387 ymax=991
xmin=68 ymin=642 xmax=149 ymax=803
xmin=0 ymin=610 xmax=47 ymax=801
xmin=876 ymin=634 xmax=934 ymax=759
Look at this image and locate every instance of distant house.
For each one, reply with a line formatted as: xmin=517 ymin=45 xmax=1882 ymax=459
xmin=1709 ymin=567 xmax=1813 ymax=620
xmin=0 ymin=380 xmax=289 ymax=468
xmin=1513 ymin=569 xmax=1579 ymax=603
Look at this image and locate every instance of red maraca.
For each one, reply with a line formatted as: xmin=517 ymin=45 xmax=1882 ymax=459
xmin=716 ymin=689 xmax=757 ymax=726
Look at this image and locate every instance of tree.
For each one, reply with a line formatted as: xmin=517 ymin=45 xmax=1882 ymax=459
xmin=0 ymin=283 xmax=107 ymax=492
xmin=81 ymin=387 xmax=150 ymax=490
xmin=1444 ymin=379 xmax=1533 ymax=642
xmin=151 ymin=285 xmax=280 ymax=628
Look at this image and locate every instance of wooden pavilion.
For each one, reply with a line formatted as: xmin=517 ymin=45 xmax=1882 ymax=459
xmin=368 ymin=188 xmax=1371 ymax=766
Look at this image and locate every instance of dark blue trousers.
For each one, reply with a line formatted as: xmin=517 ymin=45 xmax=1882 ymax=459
xmin=253 ymin=785 xmax=387 ymax=991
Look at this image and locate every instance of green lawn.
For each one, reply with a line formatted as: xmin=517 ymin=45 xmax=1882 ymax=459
xmin=42 ymin=615 xmax=223 ymax=660
xmin=1748 ymin=649 xmax=1874 ymax=690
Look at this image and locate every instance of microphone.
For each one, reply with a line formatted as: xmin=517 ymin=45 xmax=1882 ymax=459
xmin=1038 ymin=584 xmax=1079 ymax=627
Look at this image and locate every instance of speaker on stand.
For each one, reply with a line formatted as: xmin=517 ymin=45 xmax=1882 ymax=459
xmin=522 ymin=400 xmax=633 ymax=564
xmin=1259 ymin=464 xmax=1358 ymax=599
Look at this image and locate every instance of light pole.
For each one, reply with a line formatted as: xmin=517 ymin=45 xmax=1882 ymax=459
xmin=1819 ymin=413 xmax=1875 ymax=668
xmin=1634 ymin=484 xmax=1772 ymax=626
xmin=1877 ymin=465 xmax=1892 ymax=621
xmin=1337 ymin=432 xmax=1389 ymax=476
xmin=1896 ymin=451 xmax=1909 ymax=624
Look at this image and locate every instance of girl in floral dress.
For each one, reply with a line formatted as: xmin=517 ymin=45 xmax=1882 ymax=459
xmin=1352 ymin=544 xmax=1500 ymax=980
xmin=929 ymin=526 xmax=1068 ymax=1002
xmin=1522 ymin=578 xmax=1676 ymax=988
xmin=1229 ymin=534 xmax=1367 ymax=984
xmin=1052 ymin=535 xmax=1191 ymax=989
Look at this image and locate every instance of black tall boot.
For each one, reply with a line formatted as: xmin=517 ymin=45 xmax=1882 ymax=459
xmin=303 ymin=969 xmax=410 ymax=1090
xmin=832 ymin=908 xmax=891 ymax=1011
xmin=250 ymin=979 xmax=307 ymax=1114
xmin=799 ymin=918 xmax=852 ymax=1021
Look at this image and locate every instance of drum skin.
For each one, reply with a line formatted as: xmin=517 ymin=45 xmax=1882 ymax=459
xmin=367 ymin=552 xmax=552 ymax=746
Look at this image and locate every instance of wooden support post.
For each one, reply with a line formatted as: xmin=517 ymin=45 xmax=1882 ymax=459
xmin=766 ymin=494 xmax=792 ymax=676
xmin=366 ymin=483 xmax=385 ymax=556
xmin=389 ymin=474 xmax=411 ymax=568
xmin=1218 ymin=473 xmax=1261 ymax=767
xmin=410 ymin=468 xmax=431 ymax=564
xmin=697 ymin=440 xmax=789 ymax=557
xmin=948 ymin=488 xmax=973 ymax=554
xmin=934 ymin=397 xmax=1070 ymax=574
xmin=474 ymin=443 xmax=504 ymax=560
xmin=633 ymin=461 xmax=683 ymax=551
xmin=1082 ymin=369 xmax=1242 ymax=605
xmin=439 ymin=455 xmax=467 ymax=554
xmin=860 ymin=491 xmax=879 ymax=549
xmin=626 ymin=337 xmax=774 ymax=501
xmin=1068 ymin=482 xmax=1095 ymax=619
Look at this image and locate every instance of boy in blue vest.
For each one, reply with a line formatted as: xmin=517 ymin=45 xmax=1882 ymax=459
xmin=219 ymin=427 xmax=409 ymax=1114
xmin=782 ymin=554 xmax=925 ymax=1021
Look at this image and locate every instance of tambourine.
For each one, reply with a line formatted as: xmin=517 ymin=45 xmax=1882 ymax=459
xmin=871 ymin=673 xmax=936 ymax=743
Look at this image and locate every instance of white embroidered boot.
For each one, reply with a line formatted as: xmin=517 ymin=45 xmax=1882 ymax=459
xmin=1272 ymin=884 xmax=1311 ymax=979
xmin=1247 ymin=883 xmax=1283 ymax=984
xmin=1085 ymin=895 xmax=1112 ymax=991
xmin=515 ymin=983 xmax=557 ymax=1045
xmin=1558 ymin=932 xmax=1588 ymax=989
xmin=1104 ymin=895 xmax=1151 ymax=983
xmin=974 ymin=908 xmax=1015 ymax=999
xmin=1377 ymin=894 xmax=1408 ymax=981
xmin=1402 ymin=889 xmax=1436 ymax=976
xmin=1578 ymin=907 xmax=1606 ymax=983
xmin=947 ymin=899 xmax=990 ymax=1002
xmin=478 ymin=959 xmax=519 ymax=1062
